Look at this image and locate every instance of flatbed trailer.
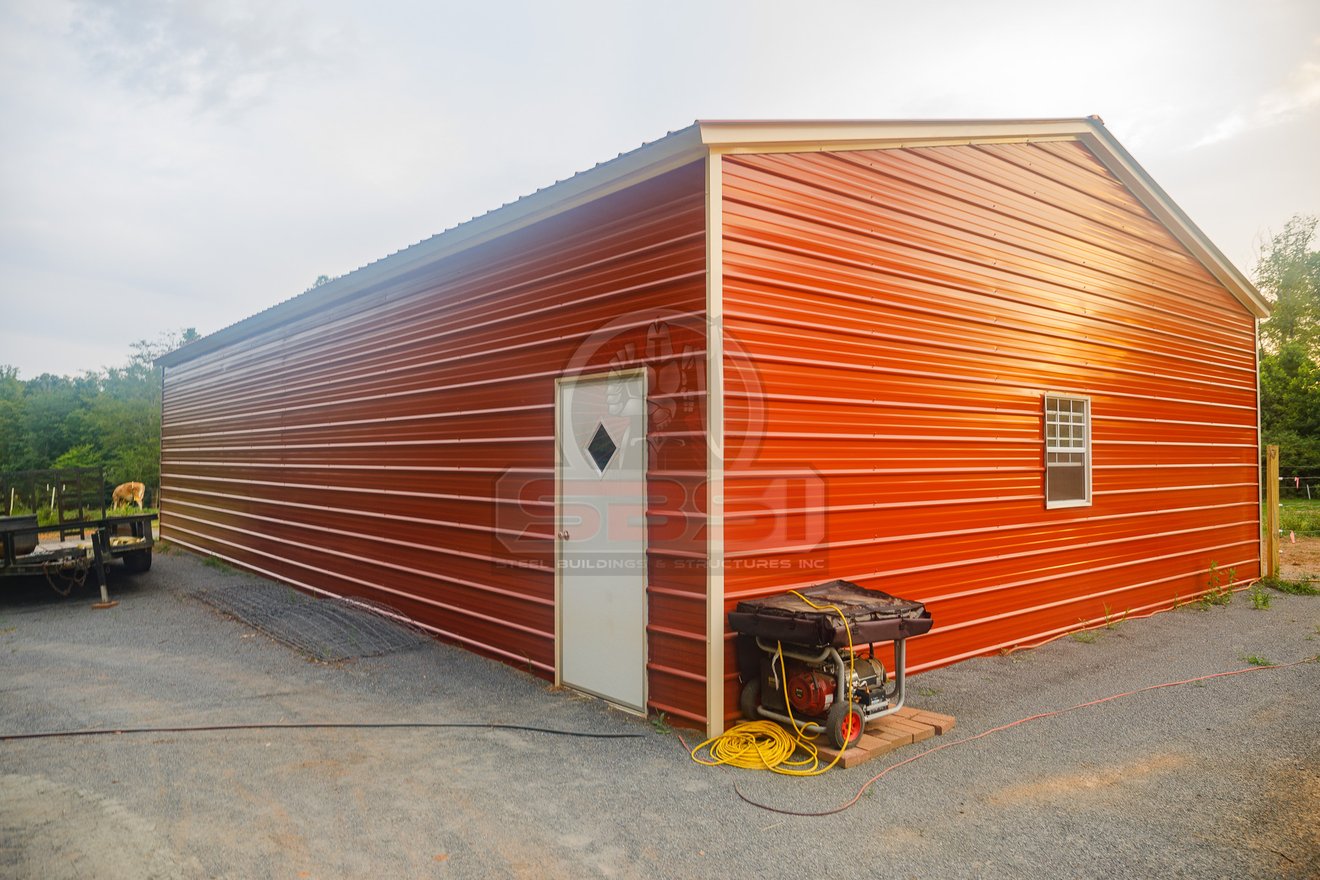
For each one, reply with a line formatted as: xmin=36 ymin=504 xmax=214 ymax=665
xmin=1 ymin=468 xmax=157 ymax=602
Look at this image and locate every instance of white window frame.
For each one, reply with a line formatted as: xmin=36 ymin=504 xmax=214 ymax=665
xmin=1043 ymin=393 xmax=1091 ymax=509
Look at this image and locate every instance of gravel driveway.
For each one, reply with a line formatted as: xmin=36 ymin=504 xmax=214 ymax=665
xmin=1 ymin=548 xmax=1317 ymax=879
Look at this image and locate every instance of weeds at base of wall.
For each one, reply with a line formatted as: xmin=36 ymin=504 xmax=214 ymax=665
xmin=201 ymin=555 xmax=235 ymax=575
xmin=649 ymin=711 xmax=672 ymax=735
xmin=1102 ymin=603 xmax=1129 ymax=629
xmin=1197 ymin=562 xmax=1235 ymax=610
xmin=1069 ymin=604 xmax=1132 ymax=645
xmin=1248 ymin=583 xmax=1271 ymax=610
xmin=1196 ymin=592 xmax=1231 ymax=610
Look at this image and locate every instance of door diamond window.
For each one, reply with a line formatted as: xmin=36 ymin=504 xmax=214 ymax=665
xmin=587 ymin=423 xmax=618 ymax=472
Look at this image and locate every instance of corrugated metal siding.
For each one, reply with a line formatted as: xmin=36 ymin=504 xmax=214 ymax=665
xmin=719 ymin=141 xmax=1259 ymax=723
xmin=160 ymin=163 xmax=712 ymax=725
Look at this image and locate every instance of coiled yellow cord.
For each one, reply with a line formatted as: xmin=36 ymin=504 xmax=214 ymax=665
xmin=689 ymin=591 xmax=862 ymax=775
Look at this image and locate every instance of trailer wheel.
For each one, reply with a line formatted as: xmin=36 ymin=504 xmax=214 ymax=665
xmin=826 ymin=700 xmax=865 ymax=750
xmin=739 ymin=679 xmax=761 ymax=722
xmin=122 ymin=549 xmax=152 ymax=573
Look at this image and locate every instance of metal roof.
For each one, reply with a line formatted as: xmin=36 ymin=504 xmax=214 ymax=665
xmin=157 ymin=118 xmax=1266 ymax=367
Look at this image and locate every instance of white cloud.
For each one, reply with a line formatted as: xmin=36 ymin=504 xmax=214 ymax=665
xmin=1194 ymin=53 xmax=1320 ymax=147
xmin=68 ymin=0 xmax=347 ymax=116
xmin=2 ymin=0 xmax=1318 ymax=376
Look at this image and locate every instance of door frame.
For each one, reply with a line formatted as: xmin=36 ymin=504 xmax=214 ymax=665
xmin=553 ymin=367 xmax=649 ymax=711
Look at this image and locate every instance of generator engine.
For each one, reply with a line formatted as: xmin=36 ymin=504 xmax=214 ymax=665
xmin=784 ymin=655 xmax=887 ymax=716
xmin=728 ymin=580 xmax=933 ymax=749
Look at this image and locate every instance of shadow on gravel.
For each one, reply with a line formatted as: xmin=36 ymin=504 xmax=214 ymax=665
xmin=0 ymin=567 xmax=150 ymax=609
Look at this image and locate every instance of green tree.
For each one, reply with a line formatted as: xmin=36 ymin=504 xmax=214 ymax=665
xmin=0 ymin=327 xmax=201 ymax=499
xmin=0 ymin=365 xmax=33 ymax=471
xmin=52 ymin=443 xmax=102 ymax=469
xmin=1256 ymin=215 xmax=1320 ymax=474
xmin=1257 ymin=215 xmax=1320 ymax=353
xmin=18 ymin=373 xmax=97 ymax=467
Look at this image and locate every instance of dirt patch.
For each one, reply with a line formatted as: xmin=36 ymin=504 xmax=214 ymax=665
xmin=987 ymin=753 xmax=1188 ymax=806
xmin=0 ymin=773 xmax=201 ymax=880
xmin=1280 ymin=534 xmax=1320 ymax=581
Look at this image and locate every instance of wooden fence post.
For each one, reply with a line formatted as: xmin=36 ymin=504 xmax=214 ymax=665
xmin=1265 ymin=445 xmax=1280 ymax=579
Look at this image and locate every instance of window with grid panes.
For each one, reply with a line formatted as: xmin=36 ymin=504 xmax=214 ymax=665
xmin=1044 ymin=395 xmax=1090 ymax=507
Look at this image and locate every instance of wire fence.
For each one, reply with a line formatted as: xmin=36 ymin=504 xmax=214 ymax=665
xmin=192 ymin=582 xmax=431 ymax=661
xmin=1275 ymin=472 xmax=1320 ymax=538
xmin=1277 ymin=474 xmax=1320 ymax=502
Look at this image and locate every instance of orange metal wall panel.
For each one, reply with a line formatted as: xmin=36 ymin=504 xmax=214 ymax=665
xmin=719 ymin=142 xmax=1260 ymax=725
xmin=161 ymin=163 xmax=712 ymax=725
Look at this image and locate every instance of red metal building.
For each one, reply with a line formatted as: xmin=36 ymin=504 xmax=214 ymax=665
xmin=157 ymin=119 xmax=1268 ymax=735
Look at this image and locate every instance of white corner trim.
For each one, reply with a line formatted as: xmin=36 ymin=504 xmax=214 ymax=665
xmin=704 ymin=150 xmax=726 ymax=738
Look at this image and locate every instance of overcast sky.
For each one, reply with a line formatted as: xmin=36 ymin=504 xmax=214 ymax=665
xmin=2 ymin=0 xmax=1317 ymax=378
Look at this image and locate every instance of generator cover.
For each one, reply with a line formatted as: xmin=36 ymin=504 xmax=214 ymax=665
xmin=728 ymin=580 xmax=932 ymax=647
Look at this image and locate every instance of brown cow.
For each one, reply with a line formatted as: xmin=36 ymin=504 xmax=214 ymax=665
xmin=112 ymin=481 xmax=146 ymax=509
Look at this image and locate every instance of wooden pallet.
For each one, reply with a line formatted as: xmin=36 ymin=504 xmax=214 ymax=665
xmin=814 ymin=706 xmax=957 ymax=769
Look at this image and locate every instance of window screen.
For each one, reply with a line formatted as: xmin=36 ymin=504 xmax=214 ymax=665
xmin=1044 ymin=395 xmax=1090 ymax=507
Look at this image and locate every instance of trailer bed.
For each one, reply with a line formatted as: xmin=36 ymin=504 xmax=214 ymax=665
xmin=2 ymin=514 xmax=156 ymax=579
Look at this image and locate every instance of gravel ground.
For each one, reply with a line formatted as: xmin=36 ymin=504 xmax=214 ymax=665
xmin=1 ymin=548 xmax=1317 ymax=880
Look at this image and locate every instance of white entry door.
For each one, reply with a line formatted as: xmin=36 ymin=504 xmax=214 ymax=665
xmin=557 ymin=370 xmax=647 ymax=710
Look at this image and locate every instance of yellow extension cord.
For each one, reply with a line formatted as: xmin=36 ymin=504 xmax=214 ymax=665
xmin=689 ymin=590 xmax=860 ymax=775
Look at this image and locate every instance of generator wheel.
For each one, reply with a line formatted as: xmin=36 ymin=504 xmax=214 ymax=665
xmin=739 ymin=679 xmax=762 ymax=722
xmin=826 ymin=700 xmax=865 ymax=750
xmin=122 ymin=549 xmax=152 ymax=573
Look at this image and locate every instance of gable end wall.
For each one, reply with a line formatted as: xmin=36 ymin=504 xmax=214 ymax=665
xmin=718 ymin=141 xmax=1260 ymax=725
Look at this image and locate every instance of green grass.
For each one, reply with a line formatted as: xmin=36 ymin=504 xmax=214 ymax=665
xmin=107 ymin=505 xmax=160 ymax=518
xmin=1248 ymin=583 xmax=1272 ymax=610
xmin=201 ymin=555 xmax=236 ymax=575
xmin=1241 ymin=654 xmax=1274 ymax=667
xmin=5 ymin=501 xmax=158 ymax=527
xmin=1279 ymin=497 xmax=1320 ymax=535
xmin=1259 ymin=576 xmax=1319 ymax=596
xmin=1070 ymin=629 xmax=1099 ymax=644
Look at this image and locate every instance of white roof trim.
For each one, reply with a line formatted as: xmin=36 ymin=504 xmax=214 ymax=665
xmin=1074 ymin=124 xmax=1269 ymax=318
xmin=698 ymin=117 xmax=1095 ymax=148
xmin=159 ymin=123 xmax=706 ymax=366
xmin=159 ymin=117 xmax=1264 ymax=367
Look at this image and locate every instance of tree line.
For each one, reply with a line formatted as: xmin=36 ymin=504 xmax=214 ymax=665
xmin=0 ymin=329 xmax=197 ymax=506
xmin=0 ymin=216 xmax=1317 ymax=489
xmin=1257 ymin=215 xmax=1320 ymax=475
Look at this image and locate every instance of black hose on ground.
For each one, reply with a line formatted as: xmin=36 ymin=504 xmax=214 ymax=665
xmin=0 ymin=721 xmax=645 ymax=742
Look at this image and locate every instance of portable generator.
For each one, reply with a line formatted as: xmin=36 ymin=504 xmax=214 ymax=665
xmin=728 ymin=580 xmax=933 ymax=750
